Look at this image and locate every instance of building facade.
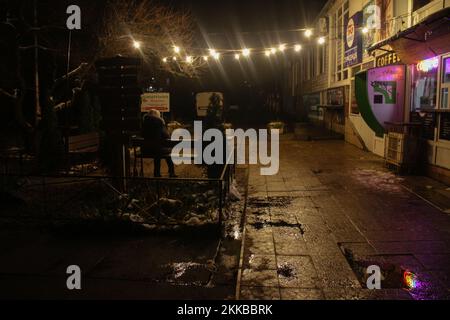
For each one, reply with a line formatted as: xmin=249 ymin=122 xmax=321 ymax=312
xmin=289 ymin=0 xmax=450 ymax=183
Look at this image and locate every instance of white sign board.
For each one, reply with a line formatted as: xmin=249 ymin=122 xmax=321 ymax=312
xmin=196 ymin=92 xmax=224 ymax=117
xmin=141 ymin=92 xmax=170 ymax=113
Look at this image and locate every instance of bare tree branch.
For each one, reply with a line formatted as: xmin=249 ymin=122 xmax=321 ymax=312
xmin=98 ymin=0 xmax=205 ymax=77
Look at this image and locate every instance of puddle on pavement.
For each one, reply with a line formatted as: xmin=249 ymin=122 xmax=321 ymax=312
xmin=277 ymin=263 xmax=296 ymax=278
xmin=249 ymin=219 xmax=305 ymax=235
xmin=339 ymin=244 xmax=413 ymax=290
xmin=247 ymin=196 xmax=293 ymax=209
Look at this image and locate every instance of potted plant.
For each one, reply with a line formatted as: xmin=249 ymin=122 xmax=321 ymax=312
xmin=267 ymin=121 xmax=285 ymax=134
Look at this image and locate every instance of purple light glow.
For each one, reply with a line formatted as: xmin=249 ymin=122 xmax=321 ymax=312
xmin=417 ymin=57 xmax=439 ymax=72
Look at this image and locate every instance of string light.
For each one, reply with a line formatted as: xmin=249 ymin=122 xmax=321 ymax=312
xmin=203 ymin=55 xmax=209 ymax=61
xmin=318 ymin=36 xmax=325 ymax=44
xmin=242 ymin=48 xmax=251 ymax=57
xmin=265 ymin=50 xmax=271 ymax=57
xmin=278 ymin=44 xmax=286 ymax=52
xmin=362 ymin=27 xmax=369 ymax=34
xmin=294 ymin=44 xmax=302 ymax=52
xmin=213 ymin=52 xmax=220 ymax=60
xmin=234 ymin=53 xmax=240 ymax=60
xmin=172 ymin=56 xmax=177 ymax=61
xmin=209 ymin=49 xmax=217 ymax=56
xmin=185 ymin=56 xmax=193 ymax=63
xmin=162 ymin=57 xmax=168 ymax=63
xmin=304 ymin=29 xmax=313 ymax=37
xmin=133 ymin=41 xmax=141 ymax=49
xmin=173 ymin=46 xmax=181 ymax=53
xmin=270 ymin=48 xmax=277 ymax=54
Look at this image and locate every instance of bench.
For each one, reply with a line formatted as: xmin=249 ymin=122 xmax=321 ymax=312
xmin=130 ymin=137 xmax=197 ymax=177
xmin=68 ymin=132 xmax=100 ymax=154
xmin=67 ymin=133 xmax=100 ymax=172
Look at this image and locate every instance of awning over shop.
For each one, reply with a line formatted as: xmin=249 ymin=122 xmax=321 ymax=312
xmin=368 ymin=7 xmax=450 ymax=65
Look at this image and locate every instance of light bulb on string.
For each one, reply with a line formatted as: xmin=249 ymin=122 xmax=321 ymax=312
xmin=173 ymin=46 xmax=180 ymax=54
xmin=294 ymin=44 xmax=302 ymax=52
xmin=235 ymin=53 xmax=240 ymax=60
xmin=304 ymin=29 xmax=313 ymax=38
xmin=133 ymin=41 xmax=141 ymax=49
xmin=242 ymin=48 xmax=250 ymax=57
xmin=318 ymin=36 xmax=326 ymax=44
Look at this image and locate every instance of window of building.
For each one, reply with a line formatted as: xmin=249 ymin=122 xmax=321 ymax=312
xmin=444 ymin=57 xmax=450 ymax=83
xmin=441 ymin=57 xmax=450 ymax=109
xmin=412 ymin=58 xmax=439 ymax=110
xmin=333 ymin=1 xmax=349 ymax=83
xmin=319 ymin=45 xmax=326 ymax=75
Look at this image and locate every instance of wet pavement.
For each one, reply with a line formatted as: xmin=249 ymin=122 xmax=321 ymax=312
xmin=0 ymin=167 xmax=248 ymax=300
xmin=237 ymin=138 xmax=450 ymax=300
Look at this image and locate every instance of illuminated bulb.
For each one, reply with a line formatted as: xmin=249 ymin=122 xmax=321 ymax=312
xmin=318 ymin=37 xmax=325 ymax=44
xmin=235 ymin=53 xmax=240 ymax=60
xmin=294 ymin=44 xmax=302 ymax=52
xmin=362 ymin=27 xmax=369 ymax=34
xmin=185 ymin=56 xmax=193 ymax=63
xmin=242 ymin=48 xmax=250 ymax=57
xmin=278 ymin=44 xmax=286 ymax=52
xmin=162 ymin=57 xmax=168 ymax=63
xmin=304 ymin=29 xmax=313 ymax=37
xmin=213 ymin=52 xmax=220 ymax=60
xmin=173 ymin=46 xmax=180 ymax=53
xmin=172 ymin=56 xmax=177 ymax=61
xmin=133 ymin=41 xmax=141 ymax=49
xmin=265 ymin=50 xmax=271 ymax=57
xmin=203 ymin=55 xmax=209 ymax=61
xmin=209 ymin=49 xmax=217 ymax=56
xmin=270 ymin=48 xmax=277 ymax=54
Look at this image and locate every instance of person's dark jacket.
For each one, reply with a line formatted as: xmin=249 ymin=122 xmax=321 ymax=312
xmin=142 ymin=114 xmax=171 ymax=157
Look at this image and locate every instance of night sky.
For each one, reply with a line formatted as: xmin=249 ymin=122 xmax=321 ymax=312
xmin=172 ymin=0 xmax=327 ymax=49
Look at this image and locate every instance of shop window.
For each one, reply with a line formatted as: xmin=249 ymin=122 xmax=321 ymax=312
xmin=412 ymin=58 xmax=439 ymax=110
xmin=444 ymin=58 xmax=450 ymax=83
xmin=442 ymin=88 xmax=449 ymax=109
xmin=442 ymin=57 xmax=450 ymax=109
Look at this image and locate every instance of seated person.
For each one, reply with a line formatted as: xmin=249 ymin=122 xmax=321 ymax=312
xmin=141 ymin=110 xmax=177 ymax=178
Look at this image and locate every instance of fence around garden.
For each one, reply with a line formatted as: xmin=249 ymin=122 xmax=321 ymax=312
xmin=0 ymin=159 xmax=236 ymax=229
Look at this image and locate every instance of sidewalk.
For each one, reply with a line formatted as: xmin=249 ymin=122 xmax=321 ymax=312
xmin=237 ymin=138 xmax=450 ymax=300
